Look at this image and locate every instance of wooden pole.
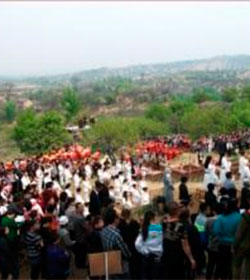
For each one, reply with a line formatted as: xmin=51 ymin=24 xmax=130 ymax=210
xmin=105 ymin=252 xmax=109 ymax=280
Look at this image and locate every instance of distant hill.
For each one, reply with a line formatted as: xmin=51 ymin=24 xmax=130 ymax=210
xmin=1 ymin=55 xmax=250 ymax=113
xmin=17 ymin=54 xmax=250 ymax=85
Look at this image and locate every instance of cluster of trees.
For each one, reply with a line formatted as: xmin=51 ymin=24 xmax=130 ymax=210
xmin=145 ymin=94 xmax=250 ymax=140
xmin=0 ymin=87 xmax=81 ymax=155
xmin=13 ymin=109 xmax=72 ymax=155
xmin=4 ymin=84 xmax=250 ymax=156
xmin=0 ymin=100 xmax=16 ymax=122
xmin=82 ymin=117 xmax=169 ymax=152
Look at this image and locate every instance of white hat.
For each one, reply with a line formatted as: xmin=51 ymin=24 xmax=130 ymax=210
xmin=59 ymin=215 xmax=69 ymax=226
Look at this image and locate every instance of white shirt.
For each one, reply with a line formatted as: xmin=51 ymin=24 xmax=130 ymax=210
xmin=139 ymin=180 xmax=147 ymax=191
xmin=82 ymin=180 xmax=92 ymax=201
xmin=85 ymin=165 xmax=92 ymax=179
xmin=64 ymin=168 xmax=72 ymax=185
xmin=131 ymin=188 xmax=141 ymax=205
xmin=52 ymin=180 xmax=62 ymax=196
xmin=239 ymin=156 xmax=248 ymax=176
xmin=141 ymin=191 xmax=150 ymax=206
xmin=65 ymin=188 xmax=72 ymax=198
xmin=21 ymin=175 xmax=30 ymax=190
xmin=243 ymin=165 xmax=250 ymax=182
xmin=73 ymin=173 xmax=81 ymax=189
xmin=75 ymin=193 xmax=84 ymax=204
xmin=122 ymin=198 xmax=133 ymax=209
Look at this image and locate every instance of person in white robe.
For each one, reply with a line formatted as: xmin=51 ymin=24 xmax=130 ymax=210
xmin=242 ymin=160 xmax=250 ymax=187
xmin=141 ymin=187 xmax=150 ymax=206
xmin=75 ymin=187 xmax=84 ymax=204
xmin=219 ymin=154 xmax=231 ymax=184
xmin=81 ymin=177 xmax=92 ymax=202
xmin=64 ymin=165 xmax=73 ymax=186
xmin=36 ymin=166 xmax=44 ymax=191
xmin=131 ymin=183 xmax=141 ymax=206
xmin=21 ymin=172 xmax=31 ymax=190
xmin=73 ymin=171 xmax=81 ymax=189
xmin=122 ymin=191 xmax=133 ymax=209
xmin=85 ymin=163 xmax=92 ymax=180
xmin=58 ymin=163 xmax=65 ymax=187
xmin=203 ymin=156 xmax=219 ymax=190
xmin=239 ymin=150 xmax=248 ymax=184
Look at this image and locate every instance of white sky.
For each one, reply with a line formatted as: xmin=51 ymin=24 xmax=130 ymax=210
xmin=0 ymin=1 xmax=250 ymax=76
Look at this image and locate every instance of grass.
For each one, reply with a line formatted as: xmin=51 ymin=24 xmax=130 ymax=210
xmin=0 ymin=123 xmax=23 ymax=162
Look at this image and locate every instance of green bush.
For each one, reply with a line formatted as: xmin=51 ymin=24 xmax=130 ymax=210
xmin=14 ymin=110 xmax=72 ymax=155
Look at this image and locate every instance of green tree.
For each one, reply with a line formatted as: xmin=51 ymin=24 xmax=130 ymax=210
xmin=83 ymin=117 xmax=139 ymax=152
xmin=131 ymin=117 xmax=169 ymax=139
xmin=166 ymin=100 xmax=195 ymax=133
xmin=241 ymin=85 xmax=250 ymax=101
xmin=221 ymin=87 xmax=239 ymax=103
xmin=145 ymin=103 xmax=169 ymax=122
xmin=231 ymin=101 xmax=250 ymax=127
xmin=14 ymin=110 xmax=71 ymax=155
xmin=192 ymin=88 xmax=211 ymax=103
xmin=4 ymin=100 xmax=16 ymax=122
xmin=61 ymin=87 xmax=81 ymax=120
xmin=181 ymin=105 xmax=241 ymax=140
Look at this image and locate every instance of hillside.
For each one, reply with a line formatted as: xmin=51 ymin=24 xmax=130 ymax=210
xmin=16 ymin=54 xmax=250 ymax=85
xmin=1 ymin=55 xmax=250 ymax=114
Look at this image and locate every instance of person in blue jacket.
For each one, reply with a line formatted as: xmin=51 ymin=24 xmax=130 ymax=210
xmin=45 ymin=233 xmax=70 ymax=280
xmin=213 ymin=198 xmax=241 ymax=280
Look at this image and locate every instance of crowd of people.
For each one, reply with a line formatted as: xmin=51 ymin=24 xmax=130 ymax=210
xmin=0 ymin=136 xmax=250 ymax=279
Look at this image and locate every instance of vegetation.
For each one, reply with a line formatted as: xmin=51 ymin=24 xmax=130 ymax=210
xmin=4 ymin=100 xmax=16 ymax=122
xmin=82 ymin=117 xmax=169 ymax=152
xmin=13 ymin=109 xmax=72 ymax=155
xmin=1 ymin=81 xmax=250 ymax=159
xmin=61 ymin=87 xmax=82 ymax=120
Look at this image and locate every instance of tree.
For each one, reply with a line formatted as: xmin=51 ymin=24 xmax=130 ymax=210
xmin=61 ymin=87 xmax=81 ymax=120
xmin=145 ymin=103 xmax=169 ymax=122
xmin=131 ymin=117 xmax=169 ymax=139
xmin=231 ymin=101 xmax=250 ymax=127
xmin=192 ymin=88 xmax=211 ymax=103
xmin=4 ymin=100 xmax=16 ymax=122
xmin=14 ymin=110 xmax=72 ymax=155
xmin=82 ymin=117 xmax=139 ymax=152
xmin=166 ymin=100 xmax=195 ymax=133
xmin=181 ymin=105 xmax=241 ymax=140
xmin=241 ymin=85 xmax=250 ymax=101
xmin=221 ymin=87 xmax=239 ymax=103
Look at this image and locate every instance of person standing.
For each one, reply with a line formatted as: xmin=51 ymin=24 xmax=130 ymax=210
xmin=45 ymin=233 xmax=70 ymax=280
xmin=233 ymin=209 xmax=250 ymax=279
xmin=101 ymin=208 xmax=131 ymax=278
xmin=24 ymin=221 xmax=44 ymax=280
xmin=239 ymin=150 xmax=248 ymax=185
xmin=135 ymin=210 xmax=163 ymax=280
xmin=0 ymin=207 xmax=20 ymax=279
xmin=203 ymin=156 xmax=219 ymax=190
xmin=163 ymin=167 xmax=174 ymax=204
xmin=162 ymin=202 xmax=196 ymax=279
xmin=118 ymin=209 xmax=140 ymax=279
xmin=213 ymin=198 xmax=242 ymax=279
xmin=223 ymin=172 xmax=236 ymax=190
xmin=179 ymin=176 xmax=191 ymax=206
xmin=219 ymin=153 xmax=231 ymax=185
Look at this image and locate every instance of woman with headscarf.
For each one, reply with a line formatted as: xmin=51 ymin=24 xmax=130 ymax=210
xmin=163 ymin=167 xmax=174 ymax=204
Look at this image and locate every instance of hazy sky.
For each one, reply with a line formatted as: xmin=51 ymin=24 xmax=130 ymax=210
xmin=0 ymin=1 xmax=250 ymax=76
